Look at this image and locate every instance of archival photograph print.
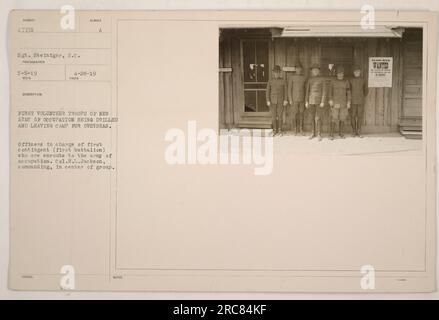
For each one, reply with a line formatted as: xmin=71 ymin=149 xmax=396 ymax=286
xmin=6 ymin=8 xmax=437 ymax=295
xmin=218 ymin=26 xmax=423 ymax=154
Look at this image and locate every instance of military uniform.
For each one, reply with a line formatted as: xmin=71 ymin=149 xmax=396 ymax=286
xmin=328 ymin=68 xmax=351 ymax=139
xmin=266 ymin=70 xmax=287 ymax=134
xmin=305 ymin=66 xmax=326 ymax=139
xmin=349 ymin=76 xmax=368 ymax=136
xmin=287 ymin=71 xmax=307 ymax=134
xmin=329 ymin=78 xmax=351 ymax=122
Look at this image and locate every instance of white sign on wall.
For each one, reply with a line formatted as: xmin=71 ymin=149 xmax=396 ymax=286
xmin=368 ymin=57 xmax=393 ymax=87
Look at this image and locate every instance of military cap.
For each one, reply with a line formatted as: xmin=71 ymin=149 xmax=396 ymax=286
xmin=272 ymin=65 xmax=282 ymax=72
xmin=310 ymin=63 xmax=320 ymax=70
xmin=336 ymin=65 xmax=345 ymax=74
xmin=353 ymin=64 xmax=362 ymax=71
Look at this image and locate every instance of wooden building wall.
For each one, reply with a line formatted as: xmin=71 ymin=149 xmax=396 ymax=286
xmin=399 ymin=28 xmax=423 ymax=137
xmin=219 ymin=29 xmax=423 ymax=135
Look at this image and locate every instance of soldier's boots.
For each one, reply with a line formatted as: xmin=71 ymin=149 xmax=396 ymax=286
xmin=339 ymin=122 xmax=345 ymax=138
xmin=356 ymin=119 xmax=363 ymax=138
xmin=296 ymin=116 xmax=303 ymax=135
xmin=317 ymin=120 xmax=323 ymax=141
xmin=329 ymin=122 xmax=335 ymax=140
xmin=352 ymin=120 xmax=357 ymax=137
xmin=295 ymin=118 xmax=300 ymax=135
xmin=309 ymin=122 xmax=316 ymax=140
xmin=277 ymin=118 xmax=283 ymax=136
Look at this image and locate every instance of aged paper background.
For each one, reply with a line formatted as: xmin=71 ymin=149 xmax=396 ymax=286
xmin=1 ymin=1 xmax=438 ymax=298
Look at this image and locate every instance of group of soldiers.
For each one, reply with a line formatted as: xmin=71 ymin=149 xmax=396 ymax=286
xmin=265 ymin=63 xmax=368 ymax=141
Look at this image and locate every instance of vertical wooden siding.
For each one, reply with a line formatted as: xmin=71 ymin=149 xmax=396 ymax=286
xmin=219 ymin=33 xmax=418 ymax=133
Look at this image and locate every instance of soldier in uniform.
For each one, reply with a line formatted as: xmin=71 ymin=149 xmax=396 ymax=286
xmin=328 ymin=65 xmax=351 ymax=139
xmin=305 ymin=64 xmax=326 ymax=141
xmin=266 ymin=65 xmax=288 ymax=136
xmin=349 ymin=65 xmax=368 ymax=137
xmin=287 ymin=63 xmax=307 ymax=135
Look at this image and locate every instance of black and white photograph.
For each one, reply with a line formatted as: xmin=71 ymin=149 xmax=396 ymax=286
xmin=1 ymin=1 xmax=438 ymax=303
xmin=219 ymin=26 xmax=423 ymax=153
